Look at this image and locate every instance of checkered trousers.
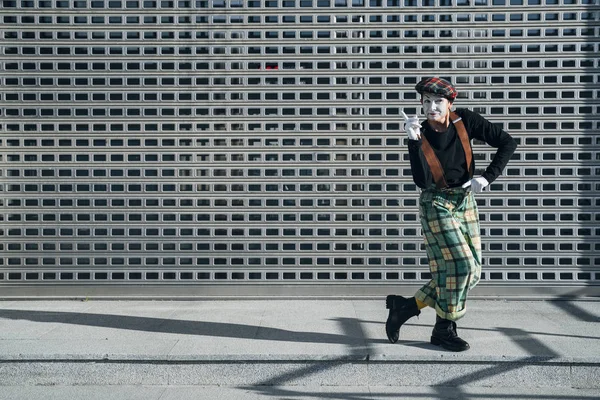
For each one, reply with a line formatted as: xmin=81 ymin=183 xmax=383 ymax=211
xmin=415 ymin=187 xmax=482 ymax=321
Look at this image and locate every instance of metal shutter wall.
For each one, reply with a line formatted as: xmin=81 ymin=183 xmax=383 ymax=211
xmin=0 ymin=0 xmax=598 ymax=297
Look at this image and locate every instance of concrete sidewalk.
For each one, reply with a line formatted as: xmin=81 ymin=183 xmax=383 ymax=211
xmin=0 ymin=298 xmax=598 ymax=397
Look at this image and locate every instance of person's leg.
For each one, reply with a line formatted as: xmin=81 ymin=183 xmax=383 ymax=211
xmin=385 ymin=190 xmax=479 ymax=345
xmin=415 ymin=298 xmax=428 ymax=309
xmin=413 ymin=191 xmax=443 ymax=311
xmin=417 ymin=190 xmax=480 ymax=321
xmin=385 ymin=294 xmax=420 ymax=343
xmin=385 ymin=191 xmax=434 ymax=344
xmin=417 ymin=190 xmax=481 ymax=351
xmin=431 ymin=315 xmax=470 ymax=351
xmin=430 ymin=191 xmax=481 ymax=351
xmin=455 ymin=191 xmax=482 ymax=292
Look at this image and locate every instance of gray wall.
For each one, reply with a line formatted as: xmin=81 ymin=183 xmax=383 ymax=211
xmin=0 ymin=0 xmax=598 ymax=297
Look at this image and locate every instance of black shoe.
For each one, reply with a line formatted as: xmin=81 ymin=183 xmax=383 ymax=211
xmin=430 ymin=315 xmax=470 ymax=352
xmin=385 ymin=295 xmax=421 ymax=344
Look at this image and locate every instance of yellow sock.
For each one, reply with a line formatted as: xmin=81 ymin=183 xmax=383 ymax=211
xmin=415 ymin=298 xmax=428 ymax=310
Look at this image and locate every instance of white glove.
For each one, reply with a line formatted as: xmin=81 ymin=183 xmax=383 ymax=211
xmin=462 ymin=176 xmax=489 ymax=193
xmin=402 ymin=110 xmax=421 ymax=141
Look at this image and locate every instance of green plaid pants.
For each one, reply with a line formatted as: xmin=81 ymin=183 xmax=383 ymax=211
xmin=415 ymin=187 xmax=482 ymax=321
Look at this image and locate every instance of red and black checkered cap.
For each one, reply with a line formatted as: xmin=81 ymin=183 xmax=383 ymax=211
xmin=414 ymin=77 xmax=458 ymax=101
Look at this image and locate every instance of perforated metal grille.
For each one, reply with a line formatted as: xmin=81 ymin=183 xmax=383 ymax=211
xmin=1 ymin=0 xmax=599 ymax=296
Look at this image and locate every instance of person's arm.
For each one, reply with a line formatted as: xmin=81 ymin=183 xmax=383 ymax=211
xmin=402 ymin=111 xmax=431 ymax=188
xmin=461 ymin=109 xmax=517 ymax=184
xmin=407 ymin=139 xmax=432 ymax=188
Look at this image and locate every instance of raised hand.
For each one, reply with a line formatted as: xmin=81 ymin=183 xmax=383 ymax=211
xmin=402 ymin=110 xmax=422 ymax=140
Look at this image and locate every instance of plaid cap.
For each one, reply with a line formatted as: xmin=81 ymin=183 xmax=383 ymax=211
xmin=415 ymin=77 xmax=458 ymax=101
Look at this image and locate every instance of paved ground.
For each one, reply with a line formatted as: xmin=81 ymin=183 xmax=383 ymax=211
xmin=0 ymin=298 xmax=598 ymax=399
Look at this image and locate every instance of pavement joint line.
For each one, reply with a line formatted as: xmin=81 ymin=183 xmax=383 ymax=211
xmin=0 ymin=355 xmax=598 ymax=366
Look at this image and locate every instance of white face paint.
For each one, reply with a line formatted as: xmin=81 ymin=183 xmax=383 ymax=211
xmin=421 ymin=93 xmax=452 ymax=125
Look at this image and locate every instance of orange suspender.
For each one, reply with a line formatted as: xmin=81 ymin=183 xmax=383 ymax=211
xmin=420 ymin=136 xmax=447 ymax=189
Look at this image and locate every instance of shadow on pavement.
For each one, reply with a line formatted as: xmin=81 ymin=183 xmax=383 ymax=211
xmin=0 ymin=308 xmax=365 ymax=345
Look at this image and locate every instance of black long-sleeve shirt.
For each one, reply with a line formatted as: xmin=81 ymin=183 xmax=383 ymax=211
xmin=408 ymin=108 xmax=517 ymax=189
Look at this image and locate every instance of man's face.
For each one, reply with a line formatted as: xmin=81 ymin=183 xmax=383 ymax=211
xmin=421 ymin=93 xmax=452 ymax=124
